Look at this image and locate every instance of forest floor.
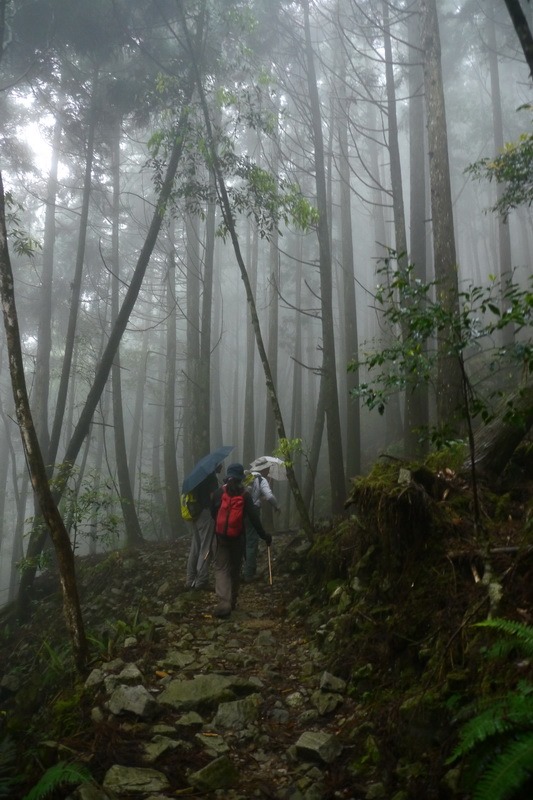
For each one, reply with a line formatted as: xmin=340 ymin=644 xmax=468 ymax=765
xmin=1 ymin=455 xmax=533 ymax=800
xmin=1 ymin=532 xmax=367 ymax=800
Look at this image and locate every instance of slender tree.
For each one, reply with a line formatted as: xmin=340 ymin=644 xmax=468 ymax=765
xmin=0 ymin=173 xmax=88 ymax=670
xmin=419 ymin=0 xmax=463 ymax=428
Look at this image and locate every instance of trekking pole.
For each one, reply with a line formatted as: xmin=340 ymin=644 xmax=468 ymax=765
xmin=267 ymin=546 xmax=273 ymax=585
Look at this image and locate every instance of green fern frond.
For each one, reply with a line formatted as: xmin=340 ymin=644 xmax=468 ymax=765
xmin=448 ymin=692 xmax=533 ymax=761
xmin=473 ymin=734 xmax=533 ymax=800
xmin=475 ymin=618 xmax=533 ymax=657
xmin=23 ymin=761 xmax=91 ymax=800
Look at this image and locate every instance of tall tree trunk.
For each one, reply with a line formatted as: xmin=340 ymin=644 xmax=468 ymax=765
xmin=503 ymin=0 xmax=533 ymax=77
xmin=110 ymin=115 xmax=144 ymax=548
xmin=488 ymin=5 xmax=514 ymax=347
xmin=383 ymin=1 xmax=416 ymax=454
xmin=302 ymin=0 xmax=346 ymax=514
xmin=0 ymin=173 xmax=88 ymax=670
xmin=178 ymin=7 xmax=314 ymax=540
xmin=337 ymin=46 xmax=361 ymax=478
xmin=407 ymin=7 xmax=429 ymax=453
xmin=16 ymin=77 xmax=195 ymax=605
xmin=243 ymin=218 xmax=258 ymax=466
xmin=199 ymin=166 xmax=216 ymax=453
xmin=419 ymin=0 xmax=463 ymax=426
xmin=128 ymin=329 xmax=150 ymax=493
xmin=184 ymin=211 xmax=201 ymax=468
xmin=264 ymin=122 xmax=280 ymax=457
xmin=48 ymin=69 xmax=99 ymax=467
xmin=34 ymin=110 xmax=62 ymax=455
xmin=164 ymin=223 xmax=182 ymax=538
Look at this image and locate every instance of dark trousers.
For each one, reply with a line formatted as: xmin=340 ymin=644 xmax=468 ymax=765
xmin=214 ymin=535 xmax=245 ymax=614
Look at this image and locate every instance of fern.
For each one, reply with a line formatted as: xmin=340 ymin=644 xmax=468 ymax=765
xmin=448 ymin=617 xmax=533 ymax=800
xmin=23 ymin=761 xmax=91 ymax=800
xmin=475 ymin=617 xmax=533 ymax=658
xmin=448 ymin=692 xmax=533 ymax=761
xmin=473 ymin=735 xmax=533 ymax=800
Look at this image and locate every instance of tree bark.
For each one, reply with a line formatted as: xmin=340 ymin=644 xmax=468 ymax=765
xmin=407 ymin=7 xmax=429 ymax=453
xmin=337 ymin=43 xmax=361 ymax=480
xmin=419 ymin=0 xmax=463 ymax=426
xmin=110 ymin=114 xmax=144 ymax=548
xmin=178 ymin=5 xmax=314 ymax=540
xmin=504 ymin=0 xmax=533 ymax=78
xmin=488 ymin=5 xmax=514 ymax=347
xmin=0 ymin=172 xmax=88 ymax=671
xmin=302 ymin=0 xmax=346 ymax=514
xmin=48 ymin=69 xmax=98 ymax=467
xmin=16 ymin=76 xmax=195 ymax=606
xmin=164 ymin=223 xmax=182 ymax=538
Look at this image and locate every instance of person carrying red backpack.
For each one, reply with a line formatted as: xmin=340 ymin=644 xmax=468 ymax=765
xmin=210 ymin=463 xmax=272 ymax=619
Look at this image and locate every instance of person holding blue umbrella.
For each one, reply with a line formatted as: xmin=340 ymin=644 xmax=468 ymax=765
xmin=183 ymin=446 xmax=234 ymax=590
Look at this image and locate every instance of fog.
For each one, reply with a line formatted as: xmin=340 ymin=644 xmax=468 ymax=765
xmin=0 ymin=0 xmax=531 ymax=606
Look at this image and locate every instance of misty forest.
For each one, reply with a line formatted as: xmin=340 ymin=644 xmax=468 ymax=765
xmin=1 ymin=1 xmax=533 ymax=799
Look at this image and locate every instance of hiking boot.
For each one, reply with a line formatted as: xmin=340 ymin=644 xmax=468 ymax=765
xmin=214 ymin=603 xmax=231 ymax=619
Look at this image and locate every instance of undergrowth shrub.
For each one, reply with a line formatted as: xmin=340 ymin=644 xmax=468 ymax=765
xmin=448 ymin=617 xmax=533 ymax=800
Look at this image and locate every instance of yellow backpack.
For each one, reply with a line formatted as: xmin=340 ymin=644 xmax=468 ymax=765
xmin=181 ymin=492 xmax=200 ymax=521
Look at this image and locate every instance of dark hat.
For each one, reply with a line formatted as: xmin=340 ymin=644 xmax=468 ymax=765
xmin=226 ymin=463 xmax=245 ymax=481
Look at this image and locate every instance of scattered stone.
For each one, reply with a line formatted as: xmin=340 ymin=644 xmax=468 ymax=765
xmin=102 ymin=765 xmax=170 ymax=794
xmin=142 ymin=735 xmax=181 ymax=763
xmin=157 ymin=674 xmax=256 ymax=712
xmin=195 ymin=731 xmax=230 ymax=755
xmin=84 ymin=669 xmax=105 ymax=689
xmin=319 ymin=671 xmax=346 ymax=693
xmin=212 ymin=693 xmax=262 ymax=728
xmin=118 ymin=663 xmax=144 ymax=684
xmin=107 ymin=684 xmax=159 ymax=718
xmin=188 ymin=755 xmax=239 ymax=791
xmin=294 ymin=731 xmax=342 ymax=765
xmin=310 ymin=690 xmax=343 ymax=715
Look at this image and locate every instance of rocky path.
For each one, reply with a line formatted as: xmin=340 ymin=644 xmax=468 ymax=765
xmin=69 ymin=534 xmax=360 ymax=799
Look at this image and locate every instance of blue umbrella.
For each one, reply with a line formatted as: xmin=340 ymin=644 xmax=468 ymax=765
xmin=182 ymin=445 xmax=235 ymax=494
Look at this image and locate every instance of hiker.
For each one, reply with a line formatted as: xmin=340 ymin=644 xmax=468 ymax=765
xmin=210 ymin=462 xmax=272 ymax=618
xmin=185 ymin=464 xmax=222 ymax=590
xmin=243 ymin=460 xmax=281 ymax=583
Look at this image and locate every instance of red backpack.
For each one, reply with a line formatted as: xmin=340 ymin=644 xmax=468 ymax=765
xmin=216 ymin=487 xmax=245 ymax=538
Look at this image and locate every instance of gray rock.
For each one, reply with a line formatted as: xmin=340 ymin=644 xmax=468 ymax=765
xmin=285 ymin=691 xmax=306 ymax=708
xmin=101 ymin=659 xmax=124 ymax=673
xmin=319 ymin=671 xmax=346 ymax=693
xmin=102 ymin=765 xmax=170 ymax=794
xmin=118 ymin=663 xmax=143 ymax=684
xmin=298 ymin=709 xmax=320 ymax=724
xmin=188 ymin=755 xmax=239 ymax=791
xmin=294 ymin=730 xmax=342 ymax=765
xmin=107 ymin=684 xmax=159 ymax=718
xmin=176 ymin=710 xmax=204 ymax=727
xmin=84 ymin=669 xmax=105 ymax=689
xmin=268 ymin=707 xmax=290 ymax=724
xmin=212 ymin=692 xmax=262 ymax=728
xmin=159 ymin=650 xmax=195 ymax=670
xmin=310 ymin=690 xmax=343 ymax=715
xmin=195 ymin=731 xmax=230 ymax=755
xmin=157 ymin=673 xmax=256 ymax=712
xmin=142 ymin=735 xmax=180 ymax=764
